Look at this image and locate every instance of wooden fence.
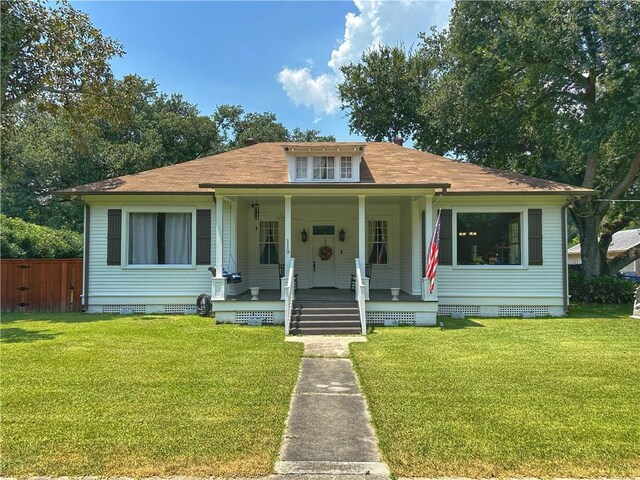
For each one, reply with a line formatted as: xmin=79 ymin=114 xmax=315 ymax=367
xmin=1 ymin=259 xmax=83 ymax=313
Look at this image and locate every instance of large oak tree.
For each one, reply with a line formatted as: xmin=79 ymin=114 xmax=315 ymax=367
xmin=339 ymin=1 xmax=640 ymax=276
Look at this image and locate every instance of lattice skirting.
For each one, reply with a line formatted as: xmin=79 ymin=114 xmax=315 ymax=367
xmin=366 ymin=311 xmax=416 ymax=326
xmin=164 ymin=304 xmax=198 ymax=314
xmin=498 ymin=305 xmax=550 ymax=317
xmin=102 ymin=304 xmax=147 ymax=314
xmin=101 ymin=304 xmax=197 ymax=314
xmin=234 ymin=311 xmax=275 ymax=324
xmin=437 ymin=305 xmax=480 ymax=316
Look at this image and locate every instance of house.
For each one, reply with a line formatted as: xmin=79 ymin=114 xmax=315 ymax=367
xmin=568 ymin=228 xmax=640 ymax=275
xmin=59 ymin=141 xmax=594 ymax=333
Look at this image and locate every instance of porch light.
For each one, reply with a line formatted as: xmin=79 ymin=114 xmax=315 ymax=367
xmin=339 ymin=228 xmax=346 ymax=242
xmin=251 ymin=203 xmax=260 ymax=220
xmin=301 ymin=229 xmax=308 ymax=243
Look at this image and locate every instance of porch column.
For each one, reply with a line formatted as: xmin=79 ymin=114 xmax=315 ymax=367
xmin=358 ymin=195 xmax=370 ymax=300
xmin=422 ymin=195 xmax=437 ymax=300
xmin=212 ymin=195 xmax=226 ymax=300
xmin=281 ymin=195 xmax=292 ymax=300
xmin=411 ymin=197 xmax=422 ymax=295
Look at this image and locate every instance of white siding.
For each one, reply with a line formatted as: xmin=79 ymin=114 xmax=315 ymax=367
xmin=85 ymin=195 xmax=215 ymax=311
xmin=236 ymin=201 xmax=251 ymax=291
xmin=399 ymin=198 xmax=413 ymax=293
xmin=434 ymin=196 xmax=568 ymax=307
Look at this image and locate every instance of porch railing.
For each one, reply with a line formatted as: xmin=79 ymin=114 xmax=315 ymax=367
xmin=355 ymin=258 xmax=367 ymax=334
xmin=284 ymin=258 xmax=295 ymax=335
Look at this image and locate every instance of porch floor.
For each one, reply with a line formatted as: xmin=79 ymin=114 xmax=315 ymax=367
xmin=226 ymin=288 xmax=422 ymax=302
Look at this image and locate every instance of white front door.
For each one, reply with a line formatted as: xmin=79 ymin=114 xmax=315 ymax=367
xmin=311 ymin=225 xmax=336 ymax=287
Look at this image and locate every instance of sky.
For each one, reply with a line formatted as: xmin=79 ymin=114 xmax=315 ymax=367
xmin=74 ymin=1 xmax=453 ymax=141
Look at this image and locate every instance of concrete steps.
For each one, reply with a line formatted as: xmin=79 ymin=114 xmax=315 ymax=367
xmin=289 ymin=301 xmax=362 ymax=335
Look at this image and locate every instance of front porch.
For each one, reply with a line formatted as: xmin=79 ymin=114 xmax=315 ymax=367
xmin=208 ymin=190 xmax=440 ymax=332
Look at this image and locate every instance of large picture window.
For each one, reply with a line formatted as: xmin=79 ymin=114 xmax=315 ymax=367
xmin=368 ymin=220 xmax=388 ymax=265
xmin=313 ymin=156 xmax=335 ymax=180
xmin=129 ymin=212 xmax=192 ymax=265
xmin=456 ymin=213 xmax=521 ymax=265
xmin=259 ymin=221 xmax=279 ymax=265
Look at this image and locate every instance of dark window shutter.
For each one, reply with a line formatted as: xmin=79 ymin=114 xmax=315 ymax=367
xmin=196 ymin=209 xmax=211 ymax=265
xmin=440 ymin=209 xmax=452 ymax=265
xmin=528 ymin=208 xmax=543 ymax=265
xmin=107 ymin=209 xmax=122 ymax=265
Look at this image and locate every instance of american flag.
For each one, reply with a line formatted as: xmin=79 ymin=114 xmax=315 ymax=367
xmin=425 ymin=212 xmax=442 ymax=294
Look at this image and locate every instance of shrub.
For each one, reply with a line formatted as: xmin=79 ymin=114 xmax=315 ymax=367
xmin=0 ymin=215 xmax=82 ymax=258
xmin=569 ymin=270 xmax=635 ymax=304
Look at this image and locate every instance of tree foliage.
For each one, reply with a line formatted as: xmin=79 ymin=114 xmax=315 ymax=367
xmin=338 ymin=0 xmax=640 ymax=276
xmin=0 ymin=214 xmax=82 ymax=258
xmin=1 ymin=0 xmax=124 ymax=123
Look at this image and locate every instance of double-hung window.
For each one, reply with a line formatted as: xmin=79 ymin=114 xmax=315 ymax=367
xmin=129 ymin=212 xmax=192 ymax=265
xmin=367 ymin=220 xmax=388 ymax=265
xmin=340 ymin=156 xmax=352 ymax=179
xmin=259 ymin=221 xmax=279 ymax=265
xmin=313 ymin=156 xmax=335 ymax=180
xmin=295 ymin=157 xmax=308 ymax=180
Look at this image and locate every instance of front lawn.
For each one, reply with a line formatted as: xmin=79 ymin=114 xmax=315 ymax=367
xmin=0 ymin=314 xmax=302 ymax=477
xmin=351 ymin=304 xmax=640 ymax=478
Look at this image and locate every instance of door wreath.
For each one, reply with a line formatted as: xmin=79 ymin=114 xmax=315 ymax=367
xmin=318 ymin=245 xmax=333 ymax=260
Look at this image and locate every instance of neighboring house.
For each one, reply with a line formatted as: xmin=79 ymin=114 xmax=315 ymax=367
xmin=568 ymin=228 xmax=640 ymax=275
xmin=60 ymin=141 xmax=594 ymax=333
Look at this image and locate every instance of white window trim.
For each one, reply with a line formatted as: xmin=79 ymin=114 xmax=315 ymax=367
xmin=120 ymin=206 xmax=197 ymax=270
xmin=290 ymin=156 xmax=359 ymax=183
xmin=256 ymin=218 xmax=282 ymax=268
xmin=366 ymin=217 xmax=392 ymax=268
xmin=451 ymin=206 xmax=529 ymax=270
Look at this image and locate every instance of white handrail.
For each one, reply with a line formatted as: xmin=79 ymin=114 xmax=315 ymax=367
xmin=355 ymin=258 xmax=366 ymax=334
xmin=284 ymin=258 xmax=295 ymax=335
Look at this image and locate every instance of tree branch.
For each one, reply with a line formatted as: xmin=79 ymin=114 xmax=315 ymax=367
xmin=608 ymin=244 xmax=640 ymax=274
xmin=582 ymin=151 xmax=599 ymax=188
xmin=606 ymin=151 xmax=640 ymax=200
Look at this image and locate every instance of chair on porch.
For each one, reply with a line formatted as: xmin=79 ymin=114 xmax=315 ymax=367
xmin=350 ymin=263 xmax=372 ymax=291
xmin=279 ymin=264 xmax=299 ymax=292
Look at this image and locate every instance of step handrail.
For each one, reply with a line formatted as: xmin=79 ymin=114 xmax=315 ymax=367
xmin=355 ymin=258 xmax=367 ymax=334
xmin=284 ymin=258 xmax=295 ymax=335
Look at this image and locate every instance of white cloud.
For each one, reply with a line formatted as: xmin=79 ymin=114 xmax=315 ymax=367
xmin=278 ymin=0 xmax=452 ymax=115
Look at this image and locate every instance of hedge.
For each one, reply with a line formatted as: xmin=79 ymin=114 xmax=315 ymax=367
xmin=0 ymin=215 xmax=82 ymax=258
xmin=569 ymin=270 xmax=635 ymax=304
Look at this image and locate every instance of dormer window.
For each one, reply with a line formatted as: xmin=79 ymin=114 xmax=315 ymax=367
xmin=341 ymin=157 xmax=352 ymax=179
xmin=295 ymin=157 xmax=308 ymax=180
xmin=313 ymin=156 xmax=335 ymax=180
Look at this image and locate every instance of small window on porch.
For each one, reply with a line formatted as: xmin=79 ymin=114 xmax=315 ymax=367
xmin=259 ymin=221 xmax=279 ymax=265
xmin=313 ymin=156 xmax=335 ymax=180
xmin=340 ymin=156 xmax=352 ymax=179
xmin=295 ymin=157 xmax=308 ymax=180
xmin=367 ymin=220 xmax=388 ymax=265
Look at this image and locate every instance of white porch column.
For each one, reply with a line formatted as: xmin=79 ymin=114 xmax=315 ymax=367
xmin=358 ymin=195 xmax=370 ymax=300
xmin=422 ymin=195 xmax=437 ymax=301
xmin=212 ymin=195 xmax=226 ymax=300
xmin=281 ymin=195 xmax=292 ymax=300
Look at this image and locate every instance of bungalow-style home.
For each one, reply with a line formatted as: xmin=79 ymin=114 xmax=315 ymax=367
xmin=568 ymin=228 xmax=640 ymax=276
xmin=60 ymin=140 xmax=593 ymax=334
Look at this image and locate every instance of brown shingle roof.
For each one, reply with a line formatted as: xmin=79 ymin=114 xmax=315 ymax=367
xmin=59 ymin=142 xmax=594 ymax=195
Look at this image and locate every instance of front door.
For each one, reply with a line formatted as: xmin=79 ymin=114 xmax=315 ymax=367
xmin=311 ymin=225 xmax=336 ymax=287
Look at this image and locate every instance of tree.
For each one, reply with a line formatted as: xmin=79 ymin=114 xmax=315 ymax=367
xmin=1 ymin=0 xmax=124 ymax=122
xmin=213 ymin=105 xmax=335 ymax=150
xmin=338 ymin=1 xmax=640 ymax=276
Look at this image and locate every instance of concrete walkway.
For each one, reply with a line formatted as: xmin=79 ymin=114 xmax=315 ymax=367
xmin=276 ymin=336 xmax=389 ymax=478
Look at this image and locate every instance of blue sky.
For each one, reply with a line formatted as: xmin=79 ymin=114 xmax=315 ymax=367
xmin=75 ymin=1 xmax=452 ymax=141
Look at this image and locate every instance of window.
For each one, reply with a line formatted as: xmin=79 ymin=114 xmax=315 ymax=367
xmin=259 ymin=221 xmax=279 ymax=264
xmin=368 ymin=220 xmax=388 ymax=265
xmin=341 ymin=156 xmax=352 ymax=179
xmin=129 ymin=212 xmax=192 ymax=265
xmin=456 ymin=213 xmax=521 ymax=265
xmin=313 ymin=156 xmax=335 ymax=180
xmin=295 ymin=157 xmax=308 ymax=180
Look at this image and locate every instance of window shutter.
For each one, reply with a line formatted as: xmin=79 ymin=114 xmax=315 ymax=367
xmin=196 ymin=209 xmax=211 ymax=265
xmin=528 ymin=209 xmax=543 ymax=265
xmin=107 ymin=209 xmax=122 ymax=265
xmin=440 ymin=209 xmax=453 ymax=265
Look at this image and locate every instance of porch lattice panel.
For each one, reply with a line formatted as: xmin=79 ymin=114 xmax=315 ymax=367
xmin=498 ymin=306 xmax=549 ymax=317
xmin=234 ymin=311 xmax=275 ymax=324
xmin=164 ymin=304 xmax=198 ymax=314
xmin=366 ymin=311 xmax=416 ymax=326
xmin=437 ymin=305 xmax=480 ymax=316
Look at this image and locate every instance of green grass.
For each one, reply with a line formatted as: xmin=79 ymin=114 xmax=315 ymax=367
xmin=0 ymin=313 xmax=302 ymax=477
xmin=351 ymin=304 xmax=640 ymax=478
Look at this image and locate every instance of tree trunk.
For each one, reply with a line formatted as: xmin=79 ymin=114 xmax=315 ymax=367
xmin=571 ymin=208 xmax=606 ymax=277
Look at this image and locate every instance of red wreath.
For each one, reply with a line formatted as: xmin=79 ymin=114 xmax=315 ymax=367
xmin=318 ymin=245 xmax=333 ymax=260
